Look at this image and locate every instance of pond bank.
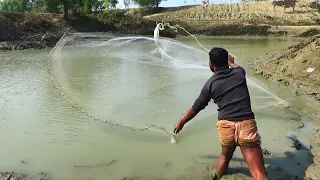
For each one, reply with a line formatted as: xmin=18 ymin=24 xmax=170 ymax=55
xmin=1 ymin=4 xmax=319 ymax=52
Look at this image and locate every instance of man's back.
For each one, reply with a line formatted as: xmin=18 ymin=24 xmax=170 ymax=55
xmin=211 ymin=66 xmax=254 ymax=121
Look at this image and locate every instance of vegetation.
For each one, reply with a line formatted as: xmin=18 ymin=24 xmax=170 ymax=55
xmin=0 ymin=0 xmax=168 ymax=19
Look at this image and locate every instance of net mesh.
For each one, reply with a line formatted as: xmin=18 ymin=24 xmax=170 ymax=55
xmin=49 ymin=30 xmax=289 ymax=138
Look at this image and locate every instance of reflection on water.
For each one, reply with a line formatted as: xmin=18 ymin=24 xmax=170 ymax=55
xmin=0 ymin=37 xmax=314 ymax=179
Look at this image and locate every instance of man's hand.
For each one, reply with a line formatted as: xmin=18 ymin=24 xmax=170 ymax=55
xmin=228 ymin=54 xmax=235 ymax=65
xmin=173 ymin=120 xmax=185 ymax=134
xmin=173 ymin=107 xmax=198 ymax=134
xmin=228 ymin=54 xmax=238 ymax=68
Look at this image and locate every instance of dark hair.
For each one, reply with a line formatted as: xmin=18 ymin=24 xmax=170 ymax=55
xmin=209 ymin=47 xmax=228 ymax=68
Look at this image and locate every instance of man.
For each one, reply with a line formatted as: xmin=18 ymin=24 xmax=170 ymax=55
xmin=173 ymin=47 xmax=268 ymax=180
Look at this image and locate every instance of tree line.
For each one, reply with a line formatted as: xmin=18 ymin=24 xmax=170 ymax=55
xmin=0 ymin=0 xmax=167 ymax=18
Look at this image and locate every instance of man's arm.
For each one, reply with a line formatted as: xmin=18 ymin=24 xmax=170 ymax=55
xmin=177 ymin=107 xmax=198 ymax=126
xmin=174 ymin=82 xmax=212 ymax=134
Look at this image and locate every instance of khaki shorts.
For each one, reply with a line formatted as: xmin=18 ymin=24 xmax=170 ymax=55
xmin=217 ymin=119 xmax=261 ymax=147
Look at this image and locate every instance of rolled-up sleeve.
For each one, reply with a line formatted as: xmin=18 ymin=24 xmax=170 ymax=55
xmin=192 ymin=82 xmax=212 ymax=113
xmin=236 ymin=66 xmax=246 ymax=76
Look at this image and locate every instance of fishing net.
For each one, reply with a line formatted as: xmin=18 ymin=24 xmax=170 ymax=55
xmin=49 ymin=24 xmax=289 ymax=141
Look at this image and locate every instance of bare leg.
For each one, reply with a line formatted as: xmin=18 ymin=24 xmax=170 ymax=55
xmin=215 ymin=144 xmax=236 ymax=178
xmin=240 ymin=145 xmax=268 ymax=180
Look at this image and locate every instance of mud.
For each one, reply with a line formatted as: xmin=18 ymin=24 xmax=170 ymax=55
xmin=249 ymin=35 xmax=320 ymax=107
xmin=0 ymin=172 xmax=47 ymax=180
xmin=172 ymin=163 xmax=297 ymax=180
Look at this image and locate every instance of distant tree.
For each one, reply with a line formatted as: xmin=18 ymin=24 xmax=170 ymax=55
xmin=132 ymin=0 xmax=167 ymax=7
xmin=1 ymin=0 xmax=28 ymax=12
xmin=62 ymin=0 xmax=68 ymax=19
xmin=43 ymin=0 xmax=60 ymax=13
xmin=104 ymin=0 xmax=118 ymax=9
xmin=184 ymin=0 xmax=187 ymax=5
xmin=84 ymin=0 xmax=103 ymax=13
xmin=124 ymin=0 xmax=132 ymax=8
xmin=0 ymin=0 xmax=105 ymax=15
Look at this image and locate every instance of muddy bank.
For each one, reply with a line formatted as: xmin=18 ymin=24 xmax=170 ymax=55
xmin=1 ymin=1 xmax=320 ymax=52
xmin=0 ymin=11 xmax=176 ymax=52
xmin=0 ymin=172 xmax=47 ymax=180
xmin=144 ymin=1 xmax=320 ymax=25
xmin=173 ymin=161 xmax=299 ymax=179
xmin=249 ymin=35 xmax=320 ymax=179
xmin=249 ymin=35 xmax=320 ymax=106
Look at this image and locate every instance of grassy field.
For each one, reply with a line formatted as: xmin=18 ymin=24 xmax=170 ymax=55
xmin=144 ymin=1 xmax=319 ymax=25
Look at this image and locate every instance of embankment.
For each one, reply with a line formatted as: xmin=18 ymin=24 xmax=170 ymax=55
xmin=249 ymin=35 xmax=320 ymax=180
xmin=144 ymin=1 xmax=320 ymax=36
xmin=0 ymin=11 xmax=169 ymax=51
xmin=1 ymin=1 xmax=320 ymax=51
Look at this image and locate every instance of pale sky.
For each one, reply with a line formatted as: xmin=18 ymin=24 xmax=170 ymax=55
xmin=117 ymin=0 xmax=240 ymax=9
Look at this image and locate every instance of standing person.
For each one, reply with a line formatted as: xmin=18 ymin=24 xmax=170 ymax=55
xmin=173 ymin=47 xmax=268 ymax=180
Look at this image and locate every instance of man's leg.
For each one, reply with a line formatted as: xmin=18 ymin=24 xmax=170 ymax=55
xmin=216 ymin=120 xmax=237 ymax=178
xmin=215 ymin=144 xmax=236 ymax=178
xmin=238 ymin=119 xmax=268 ymax=180
xmin=240 ymin=145 xmax=268 ymax=180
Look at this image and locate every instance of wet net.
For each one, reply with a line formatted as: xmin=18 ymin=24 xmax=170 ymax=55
xmin=49 ymin=24 xmax=289 ymax=141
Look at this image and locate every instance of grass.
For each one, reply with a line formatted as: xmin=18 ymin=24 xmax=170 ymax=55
xmin=144 ymin=1 xmax=319 ymax=26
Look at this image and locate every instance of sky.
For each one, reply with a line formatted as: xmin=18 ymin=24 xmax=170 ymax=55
xmin=117 ymin=0 xmax=240 ymax=9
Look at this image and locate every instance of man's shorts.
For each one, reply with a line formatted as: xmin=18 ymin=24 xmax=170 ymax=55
xmin=216 ymin=119 xmax=261 ymax=147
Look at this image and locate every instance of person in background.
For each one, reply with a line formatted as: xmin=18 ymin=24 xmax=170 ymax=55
xmin=173 ymin=47 xmax=268 ymax=180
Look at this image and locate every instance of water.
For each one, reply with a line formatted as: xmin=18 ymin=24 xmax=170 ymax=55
xmin=0 ymin=37 xmax=314 ymax=179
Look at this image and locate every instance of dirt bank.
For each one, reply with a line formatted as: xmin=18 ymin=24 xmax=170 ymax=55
xmin=173 ymin=163 xmax=298 ymax=180
xmin=249 ymin=35 xmax=320 ymax=107
xmin=1 ymin=1 xmax=320 ymax=51
xmin=0 ymin=172 xmax=47 ymax=180
xmin=144 ymin=1 xmax=319 ymax=25
xmin=0 ymin=11 xmax=177 ymax=51
xmin=249 ymin=35 xmax=320 ymax=180
xmin=144 ymin=1 xmax=320 ymax=37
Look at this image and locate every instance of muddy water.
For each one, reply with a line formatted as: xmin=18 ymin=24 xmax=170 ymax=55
xmin=0 ymin=37 xmax=315 ymax=180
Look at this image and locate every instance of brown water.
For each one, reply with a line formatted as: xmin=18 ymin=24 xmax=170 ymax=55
xmin=0 ymin=36 xmax=315 ymax=179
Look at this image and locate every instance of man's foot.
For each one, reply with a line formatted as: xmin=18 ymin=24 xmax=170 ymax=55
xmin=211 ymin=169 xmax=220 ymax=180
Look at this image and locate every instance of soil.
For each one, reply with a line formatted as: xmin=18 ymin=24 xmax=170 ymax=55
xmin=249 ymin=35 xmax=320 ymax=180
xmin=0 ymin=172 xmax=47 ymax=180
xmin=0 ymin=1 xmax=319 ymax=52
xmin=172 ymin=161 xmax=298 ymax=180
xmin=249 ymin=35 xmax=320 ymax=107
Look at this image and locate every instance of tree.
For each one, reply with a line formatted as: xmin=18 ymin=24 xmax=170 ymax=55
xmin=44 ymin=0 xmax=60 ymax=13
xmin=104 ymin=0 xmax=118 ymax=9
xmin=1 ymin=0 xmax=28 ymax=12
xmin=62 ymin=0 xmax=68 ymax=19
xmin=132 ymin=0 xmax=166 ymax=7
xmin=124 ymin=0 xmax=131 ymax=9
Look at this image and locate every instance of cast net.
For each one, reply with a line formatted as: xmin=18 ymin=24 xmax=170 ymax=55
xmin=49 ymin=23 xmax=289 ymax=141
